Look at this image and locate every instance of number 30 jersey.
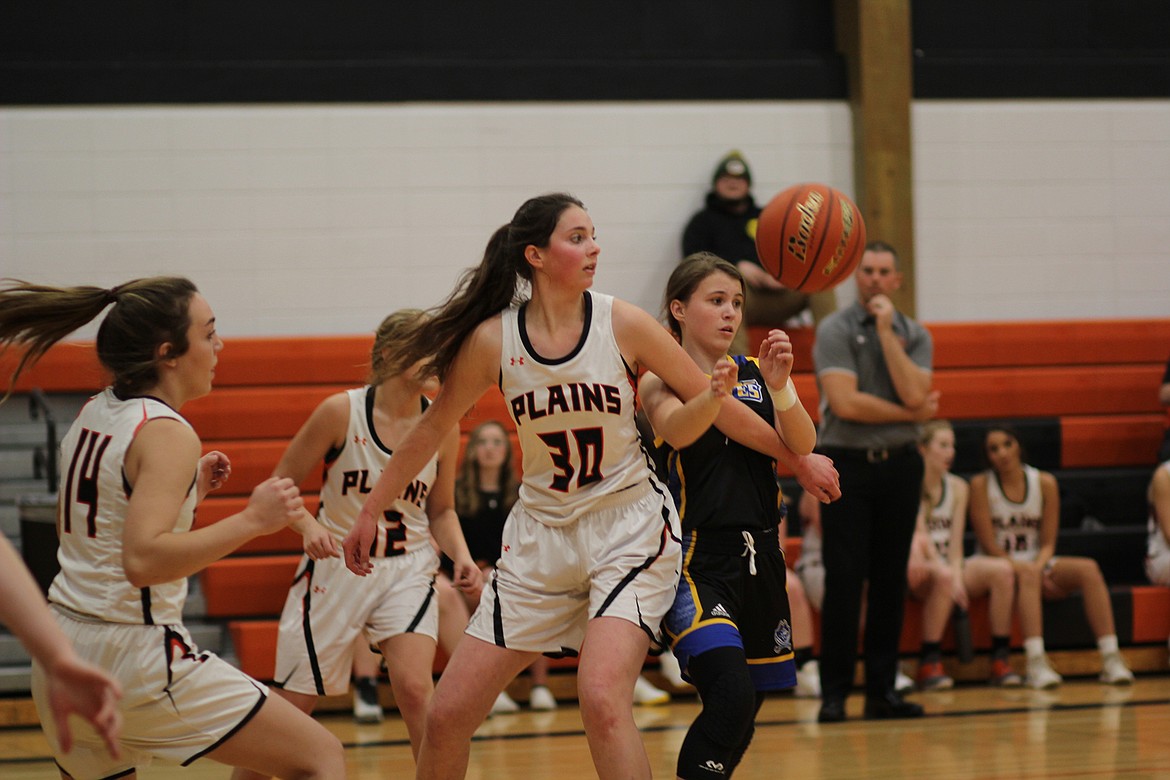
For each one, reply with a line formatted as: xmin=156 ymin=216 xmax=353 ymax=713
xmin=51 ymin=389 xmax=196 ymax=625
xmin=501 ymin=291 xmax=656 ymax=527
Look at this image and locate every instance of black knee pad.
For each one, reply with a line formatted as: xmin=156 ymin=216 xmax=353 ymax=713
xmin=676 ymin=647 xmax=758 ymax=779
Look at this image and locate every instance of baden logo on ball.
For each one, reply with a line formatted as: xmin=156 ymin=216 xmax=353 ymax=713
xmin=754 ymin=183 xmax=867 ymax=293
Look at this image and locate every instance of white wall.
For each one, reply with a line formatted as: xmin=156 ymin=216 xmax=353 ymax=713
xmin=914 ymin=100 xmax=1170 ymax=321
xmin=1 ymin=100 xmax=1167 ymax=339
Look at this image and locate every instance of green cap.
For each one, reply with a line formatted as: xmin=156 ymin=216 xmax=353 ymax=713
xmin=712 ymin=150 xmax=751 ymax=186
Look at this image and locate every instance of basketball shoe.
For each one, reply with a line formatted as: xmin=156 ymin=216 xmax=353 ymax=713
xmin=529 ymin=684 xmax=558 ymax=711
xmin=794 ymin=659 xmax=822 ymax=698
xmin=1099 ymin=652 xmax=1134 ymax=685
xmin=1026 ymin=655 xmax=1062 ymax=690
xmin=988 ymin=657 xmax=1023 ymax=687
xmin=915 ymin=660 xmax=954 ymax=691
xmin=352 ymin=677 xmax=383 ymax=724
xmin=491 ymin=690 xmax=521 ymax=715
xmin=895 ymin=667 xmax=916 ymax=694
xmin=633 ymin=675 xmax=671 ymax=706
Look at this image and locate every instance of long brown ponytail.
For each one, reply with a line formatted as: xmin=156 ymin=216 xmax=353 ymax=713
xmin=0 ymin=277 xmax=199 ymax=400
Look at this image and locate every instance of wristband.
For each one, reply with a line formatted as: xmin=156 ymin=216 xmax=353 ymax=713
xmin=768 ymin=378 xmax=799 ymax=412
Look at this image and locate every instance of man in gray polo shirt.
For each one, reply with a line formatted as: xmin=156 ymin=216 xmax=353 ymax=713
xmin=812 ymin=241 xmax=939 ymax=723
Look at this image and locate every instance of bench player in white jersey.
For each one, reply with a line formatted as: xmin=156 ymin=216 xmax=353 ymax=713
xmin=1146 ymin=460 xmax=1170 ymax=587
xmin=232 ymin=311 xmax=480 ymax=780
xmin=969 ymin=424 xmax=1133 ymax=689
xmin=341 ymin=194 xmax=797 ymax=780
xmin=0 ymin=277 xmax=344 ymax=779
xmin=1145 ymin=461 xmax=1170 ymax=659
xmin=908 ymin=420 xmax=1021 ymax=689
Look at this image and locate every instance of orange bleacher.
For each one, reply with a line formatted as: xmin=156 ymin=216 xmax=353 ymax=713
xmin=4 ymin=317 xmax=1168 ymax=683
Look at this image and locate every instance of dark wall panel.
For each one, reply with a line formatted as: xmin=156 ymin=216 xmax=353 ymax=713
xmin=912 ymin=0 xmax=1170 ymax=97
xmin=0 ymin=1 xmax=845 ymax=104
xmin=3 ymin=1 xmax=1168 ymax=104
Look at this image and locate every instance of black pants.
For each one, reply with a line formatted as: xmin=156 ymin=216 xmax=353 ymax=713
xmin=816 ymin=445 xmax=923 ymax=701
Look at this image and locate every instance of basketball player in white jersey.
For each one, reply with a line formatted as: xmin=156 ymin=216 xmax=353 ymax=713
xmin=969 ymin=424 xmax=1133 ymax=689
xmin=0 ymin=278 xmax=344 ymax=779
xmin=1146 ymin=461 xmax=1170 ymax=660
xmin=909 ymin=420 xmax=1021 ymax=688
xmin=1146 ymin=460 xmax=1170 ymax=587
xmin=232 ymin=310 xmax=480 ymax=780
xmin=341 ymin=194 xmax=796 ymax=780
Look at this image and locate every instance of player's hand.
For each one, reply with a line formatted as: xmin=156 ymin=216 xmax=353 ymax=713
xmin=451 ymin=557 xmax=483 ymax=595
xmin=301 ymin=520 xmax=340 ymax=560
xmin=196 ymin=451 xmax=231 ymax=502
xmin=952 ymin=580 xmax=970 ymax=611
xmin=342 ymin=512 xmax=377 ymax=576
xmin=907 ymin=559 xmax=929 ymax=585
xmin=710 ymin=358 xmax=737 ymax=398
xmin=758 ymin=329 xmax=795 ymax=389
xmin=245 ymin=477 xmax=304 ymax=535
xmin=793 ymin=453 xmax=841 ymax=503
xmin=46 ymin=652 xmax=123 ymax=759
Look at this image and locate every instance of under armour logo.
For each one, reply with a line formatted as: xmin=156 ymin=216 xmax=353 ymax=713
xmin=710 ymin=603 xmax=731 ymax=619
xmin=353 ymin=435 xmax=367 ymax=446
xmin=502 ymin=544 xmax=510 ymax=553
xmin=510 ymin=357 xmax=525 ymax=366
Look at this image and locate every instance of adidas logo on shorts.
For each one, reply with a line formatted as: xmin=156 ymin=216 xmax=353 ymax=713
xmin=710 ymin=603 xmax=731 ymax=619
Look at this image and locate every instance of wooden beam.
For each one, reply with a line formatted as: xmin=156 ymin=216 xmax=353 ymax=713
xmin=834 ymin=0 xmax=917 ymax=315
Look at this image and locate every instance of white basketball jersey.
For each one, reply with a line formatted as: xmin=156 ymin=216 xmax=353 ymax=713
xmin=500 ymin=291 xmax=654 ymax=527
xmin=1148 ymin=462 xmax=1170 ymax=561
xmin=51 ymin=389 xmax=195 ymax=625
xmin=983 ymin=464 xmax=1044 ymax=562
xmin=924 ymin=474 xmax=961 ymax=558
xmin=315 ymin=386 xmax=435 ymax=556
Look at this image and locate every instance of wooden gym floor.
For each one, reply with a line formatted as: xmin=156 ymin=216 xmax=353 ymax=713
xmin=1 ymin=673 xmax=1168 ymax=779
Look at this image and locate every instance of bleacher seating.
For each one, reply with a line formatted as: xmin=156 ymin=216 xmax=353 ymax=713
xmin=2 ymin=318 xmax=1168 ymax=699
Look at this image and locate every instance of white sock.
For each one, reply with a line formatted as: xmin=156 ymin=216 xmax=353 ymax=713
xmin=1024 ymin=637 xmax=1046 ymax=660
xmin=1097 ymin=634 xmax=1120 ymax=656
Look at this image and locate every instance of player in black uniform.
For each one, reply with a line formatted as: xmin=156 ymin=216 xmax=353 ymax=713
xmin=640 ymin=252 xmax=837 ymax=779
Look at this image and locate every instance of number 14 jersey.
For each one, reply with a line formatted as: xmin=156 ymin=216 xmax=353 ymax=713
xmin=51 ymin=389 xmax=196 ymax=625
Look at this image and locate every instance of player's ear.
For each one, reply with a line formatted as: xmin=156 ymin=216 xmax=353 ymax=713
xmin=669 ymin=299 xmax=686 ymax=323
xmin=156 ymin=341 xmax=178 ymax=366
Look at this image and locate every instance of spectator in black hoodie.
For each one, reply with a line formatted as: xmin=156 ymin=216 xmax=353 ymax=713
xmin=682 ymin=150 xmax=837 ymax=355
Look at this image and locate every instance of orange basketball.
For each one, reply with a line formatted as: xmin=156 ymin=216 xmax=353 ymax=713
xmin=754 ymin=183 xmax=867 ymax=293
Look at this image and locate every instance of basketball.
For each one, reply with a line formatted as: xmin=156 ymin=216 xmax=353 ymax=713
xmin=754 ymin=183 xmax=867 ymax=293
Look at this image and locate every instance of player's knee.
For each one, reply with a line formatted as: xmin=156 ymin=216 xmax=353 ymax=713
xmin=424 ymin=687 xmax=463 ymax=727
xmin=689 ymin=649 xmax=758 ymax=744
xmin=290 ymin=732 xmax=345 ymax=779
xmin=676 ymin=659 xmax=757 ymax=780
xmin=1016 ymin=565 xmax=1042 ymax=588
xmin=577 ymin=676 xmax=626 ymax=731
xmin=786 ymin=569 xmax=805 ymax=596
xmin=991 ymin=560 xmax=1015 ymax=590
xmin=391 ymin=676 xmax=432 ymax=715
